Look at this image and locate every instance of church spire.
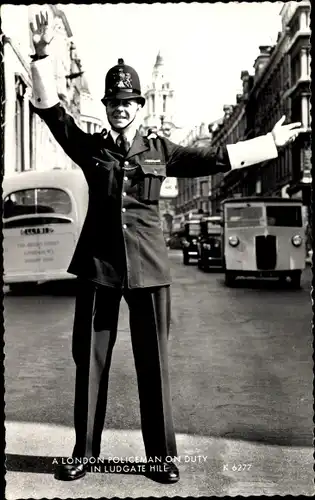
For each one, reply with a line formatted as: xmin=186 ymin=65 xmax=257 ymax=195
xmin=155 ymin=51 xmax=163 ymax=67
xmin=141 ymin=52 xmax=177 ymax=137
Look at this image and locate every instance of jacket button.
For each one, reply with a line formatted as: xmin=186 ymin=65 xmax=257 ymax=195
xmin=122 ymin=192 xmax=127 ymax=197
xmin=123 ymin=224 xmax=127 ymax=229
xmin=124 ymin=176 xmax=128 ymax=181
xmin=122 ymin=208 xmax=126 ymax=212
xmin=96 ymin=162 xmax=99 ymax=166
xmin=124 ymin=161 xmax=129 ymax=167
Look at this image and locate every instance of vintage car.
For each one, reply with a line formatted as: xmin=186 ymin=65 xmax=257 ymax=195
xmin=180 ymin=219 xmax=201 ymax=265
xmin=197 ymin=215 xmax=223 ymax=271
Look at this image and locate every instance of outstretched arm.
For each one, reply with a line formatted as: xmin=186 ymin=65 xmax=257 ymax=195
xmin=164 ymin=117 xmax=303 ymax=178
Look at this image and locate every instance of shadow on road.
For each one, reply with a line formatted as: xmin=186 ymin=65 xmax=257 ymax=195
xmin=197 ymin=268 xmax=224 ymax=274
xmin=217 ymin=277 xmax=310 ymax=292
xmin=5 ymin=280 xmax=77 ymax=297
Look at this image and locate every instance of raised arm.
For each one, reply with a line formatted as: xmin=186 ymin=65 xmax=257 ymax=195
xmin=29 ymin=11 xmax=93 ymax=168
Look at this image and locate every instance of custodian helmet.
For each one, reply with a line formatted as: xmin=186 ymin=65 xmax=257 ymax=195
xmin=101 ymin=58 xmax=145 ymax=107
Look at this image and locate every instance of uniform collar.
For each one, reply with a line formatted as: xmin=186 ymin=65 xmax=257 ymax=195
xmin=109 ymin=128 xmax=150 ymax=159
xmin=110 ymin=128 xmax=136 ymax=146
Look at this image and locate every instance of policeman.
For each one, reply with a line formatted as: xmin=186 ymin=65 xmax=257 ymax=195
xmin=29 ymin=11 xmax=303 ymax=484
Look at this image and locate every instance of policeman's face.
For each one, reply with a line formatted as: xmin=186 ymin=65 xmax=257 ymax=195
xmin=106 ymin=99 xmax=142 ymax=130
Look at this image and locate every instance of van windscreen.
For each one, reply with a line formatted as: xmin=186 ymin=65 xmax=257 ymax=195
xmin=3 ymin=188 xmax=72 ymax=219
xmin=266 ymin=206 xmax=302 ymax=227
xmin=226 ymin=206 xmax=264 ymax=227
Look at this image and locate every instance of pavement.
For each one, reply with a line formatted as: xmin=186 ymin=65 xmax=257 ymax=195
xmin=5 ymin=421 xmax=314 ymax=498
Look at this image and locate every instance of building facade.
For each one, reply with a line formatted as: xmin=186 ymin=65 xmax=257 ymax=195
xmin=174 ymin=122 xmax=214 ymax=218
xmin=2 ymin=4 xmax=101 ymax=176
xmin=208 ymin=0 xmax=311 ymax=229
xmin=79 ymin=74 xmax=104 ymax=136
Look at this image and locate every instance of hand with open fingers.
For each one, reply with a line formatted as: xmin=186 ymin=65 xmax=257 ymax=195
xmin=271 ymin=115 xmax=303 ymax=148
xmin=30 ymin=11 xmax=54 ymax=57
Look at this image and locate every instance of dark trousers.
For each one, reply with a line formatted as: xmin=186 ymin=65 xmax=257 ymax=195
xmin=71 ymin=280 xmax=177 ymax=461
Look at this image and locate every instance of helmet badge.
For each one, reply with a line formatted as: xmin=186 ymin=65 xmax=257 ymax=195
xmin=113 ymin=59 xmax=133 ymax=89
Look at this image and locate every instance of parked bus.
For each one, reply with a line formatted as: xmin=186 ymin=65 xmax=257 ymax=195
xmin=3 ymin=169 xmax=88 ymax=292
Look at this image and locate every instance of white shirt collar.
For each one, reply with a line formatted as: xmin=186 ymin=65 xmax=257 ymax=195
xmin=110 ymin=128 xmax=137 ymax=145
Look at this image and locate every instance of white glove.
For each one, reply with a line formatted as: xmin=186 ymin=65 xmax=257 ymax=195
xmin=271 ymin=115 xmax=303 ymax=148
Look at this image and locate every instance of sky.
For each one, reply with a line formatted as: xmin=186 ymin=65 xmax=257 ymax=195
xmin=61 ymin=2 xmax=284 ymax=130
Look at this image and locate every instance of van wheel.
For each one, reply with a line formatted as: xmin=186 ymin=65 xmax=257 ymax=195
xmin=225 ymin=271 xmax=236 ymax=287
xmin=278 ymin=275 xmax=287 ymax=285
xmin=183 ymin=253 xmax=189 ymax=265
xmin=290 ymin=271 xmax=302 ymax=289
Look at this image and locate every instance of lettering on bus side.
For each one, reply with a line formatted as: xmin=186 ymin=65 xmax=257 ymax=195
xmin=20 ymin=227 xmax=54 ymax=236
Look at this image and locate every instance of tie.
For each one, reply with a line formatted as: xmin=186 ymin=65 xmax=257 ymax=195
xmin=116 ymin=134 xmax=130 ymax=156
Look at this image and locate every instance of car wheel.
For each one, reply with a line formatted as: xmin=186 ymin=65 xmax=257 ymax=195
xmin=278 ymin=275 xmax=288 ymax=286
xmin=224 ymin=271 xmax=236 ymax=287
xmin=183 ymin=253 xmax=189 ymax=265
xmin=290 ymin=271 xmax=302 ymax=289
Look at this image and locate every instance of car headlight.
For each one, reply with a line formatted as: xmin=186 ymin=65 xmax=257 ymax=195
xmin=228 ymin=235 xmax=239 ymax=247
xmin=291 ymin=234 xmax=302 ymax=247
xmin=203 ymin=243 xmax=211 ymax=250
xmin=192 ymin=239 xmax=197 ymax=244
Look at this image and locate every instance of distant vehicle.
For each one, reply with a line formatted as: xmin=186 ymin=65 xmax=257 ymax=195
xmin=222 ymin=197 xmax=306 ymax=288
xmin=3 ymin=169 xmax=88 ymax=292
xmin=197 ymin=215 xmax=223 ymax=271
xmin=167 ymin=232 xmax=183 ymax=250
xmin=180 ymin=219 xmax=201 ymax=265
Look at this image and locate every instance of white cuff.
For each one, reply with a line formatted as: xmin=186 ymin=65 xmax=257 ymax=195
xmin=30 ymin=56 xmax=59 ymax=109
xmin=226 ymin=133 xmax=278 ymax=170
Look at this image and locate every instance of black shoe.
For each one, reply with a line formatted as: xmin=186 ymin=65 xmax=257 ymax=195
xmin=54 ymin=463 xmax=87 ymax=481
xmin=146 ymin=461 xmax=180 ymax=484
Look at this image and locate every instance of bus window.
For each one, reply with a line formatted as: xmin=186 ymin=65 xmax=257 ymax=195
xmin=226 ymin=206 xmax=264 ymax=228
xmin=266 ymin=206 xmax=302 ymax=227
xmin=3 ymin=188 xmax=72 ymax=219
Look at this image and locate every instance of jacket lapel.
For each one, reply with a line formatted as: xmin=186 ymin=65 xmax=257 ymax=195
xmin=97 ymin=130 xmax=150 ymax=161
xmin=126 ymin=131 xmax=150 ymax=159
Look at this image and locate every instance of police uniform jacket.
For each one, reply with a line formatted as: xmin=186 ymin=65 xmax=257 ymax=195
xmin=30 ymin=57 xmax=279 ymax=289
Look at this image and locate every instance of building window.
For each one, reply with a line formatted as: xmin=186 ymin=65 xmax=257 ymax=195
xmin=201 ymin=181 xmax=208 ymax=197
xmin=301 ymin=95 xmax=311 ymax=129
xmin=291 ymin=97 xmax=302 ymax=123
xmin=291 ymin=54 xmax=301 ymax=84
xmin=163 ymin=95 xmax=166 ymax=113
xmin=151 ymin=94 xmax=155 ymax=114
xmin=289 ymin=14 xmax=300 ymax=37
xmin=29 ymin=103 xmax=35 ymax=170
xmin=15 ymin=75 xmax=26 ymax=172
xmin=306 ymin=48 xmax=311 ymax=78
